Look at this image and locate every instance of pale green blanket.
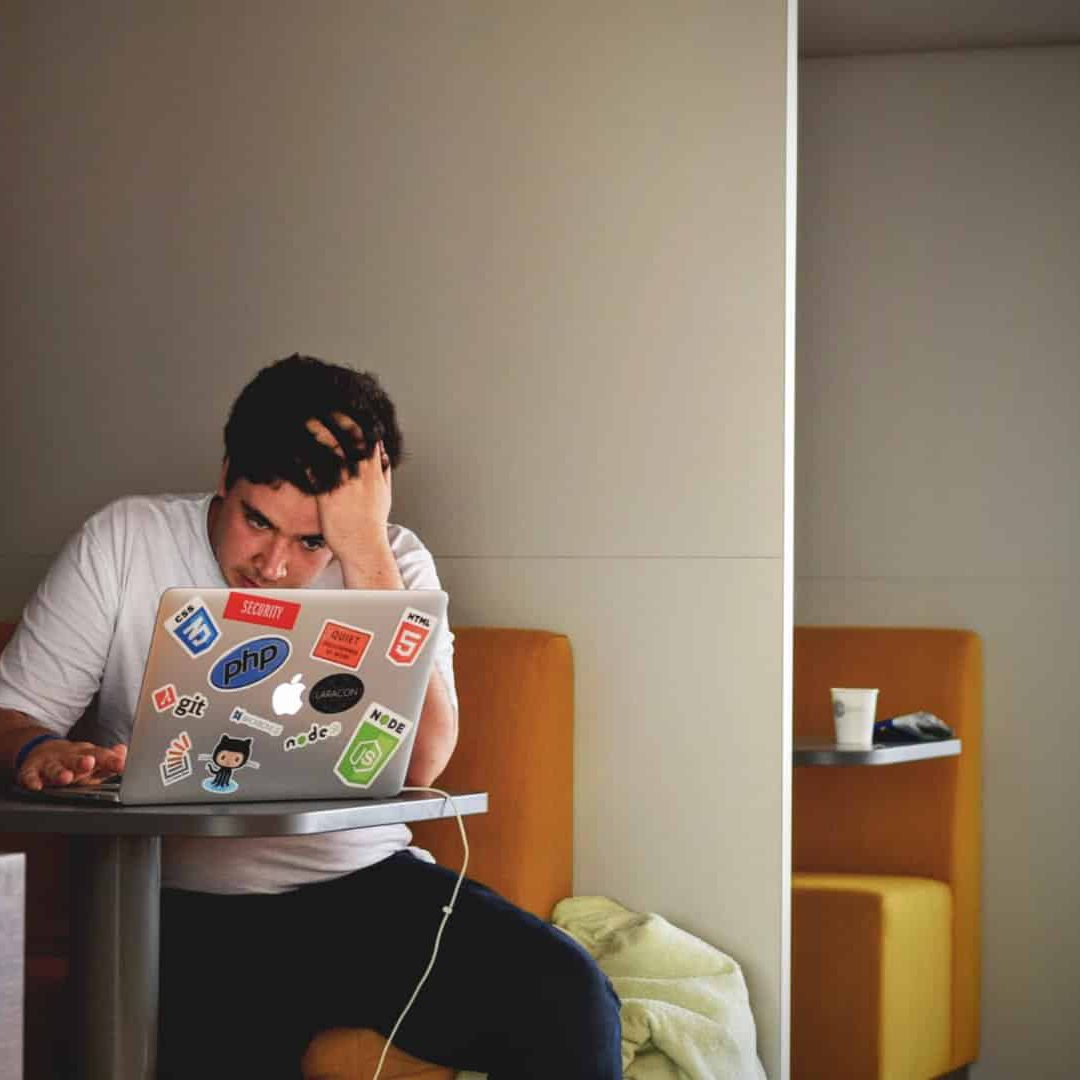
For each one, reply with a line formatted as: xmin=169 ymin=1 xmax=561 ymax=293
xmin=458 ymin=896 xmax=766 ymax=1080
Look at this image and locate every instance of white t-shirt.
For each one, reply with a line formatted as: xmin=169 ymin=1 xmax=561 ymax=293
xmin=0 ymin=493 xmax=457 ymax=894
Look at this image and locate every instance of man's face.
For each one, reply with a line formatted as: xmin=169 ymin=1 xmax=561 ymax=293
xmin=209 ymin=471 xmax=334 ymax=589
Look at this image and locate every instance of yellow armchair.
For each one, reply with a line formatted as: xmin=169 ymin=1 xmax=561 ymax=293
xmin=792 ymin=627 xmax=982 ymax=1079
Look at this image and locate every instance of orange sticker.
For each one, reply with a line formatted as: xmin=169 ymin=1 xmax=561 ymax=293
xmin=153 ymin=684 xmax=179 ymax=712
xmin=310 ymin=619 xmax=373 ymax=670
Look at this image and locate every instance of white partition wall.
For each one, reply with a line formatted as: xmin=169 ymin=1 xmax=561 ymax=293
xmin=2 ymin=4 xmax=795 ymax=1074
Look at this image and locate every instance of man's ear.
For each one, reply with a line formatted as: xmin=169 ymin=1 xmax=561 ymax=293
xmin=217 ymin=458 xmax=230 ymax=498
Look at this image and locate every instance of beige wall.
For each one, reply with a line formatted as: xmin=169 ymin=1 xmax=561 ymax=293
xmin=797 ymin=46 xmax=1080 ymax=1078
xmin=2 ymin=2 xmax=794 ymax=1075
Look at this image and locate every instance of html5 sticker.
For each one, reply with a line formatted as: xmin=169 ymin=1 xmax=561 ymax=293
xmin=310 ymin=619 xmax=373 ymax=671
xmin=164 ymin=596 xmax=221 ymax=658
xmin=386 ymin=608 xmax=437 ymax=667
xmin=223 ymin=591 xmax=301 ymax=631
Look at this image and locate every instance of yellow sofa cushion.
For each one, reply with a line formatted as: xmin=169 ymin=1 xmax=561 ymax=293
xmin=792 ymin=873 xmax=952 ymax=1080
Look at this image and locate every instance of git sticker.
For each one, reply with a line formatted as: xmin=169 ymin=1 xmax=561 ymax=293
xmin=386 ymin=608 xmax=436 ymax=667
xmin=310 ymin=619 xmax=373 ymax=670
xmin=334 ymin=703 xmax=413 ymax=788
xmin=164 ymin=597 xmax=221 ymax=658
xmin=153 ymin=684 xmax=179 ymax=712
xmin=159 ymin=731 xmax=193 ymax=787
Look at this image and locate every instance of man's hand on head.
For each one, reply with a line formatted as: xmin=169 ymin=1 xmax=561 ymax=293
xmin=16 ymin=739 xmax=127 ymax=791
xmin=305 ymin=412 xmax=395 ymax=580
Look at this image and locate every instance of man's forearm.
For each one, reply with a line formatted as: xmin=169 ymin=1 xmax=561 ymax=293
xmin=338 ymin=531 xmax=404 ymax=590
xmin=0 ymin=708 xmax=52 ymax=772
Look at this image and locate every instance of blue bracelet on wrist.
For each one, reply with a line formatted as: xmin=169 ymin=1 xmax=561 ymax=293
xmin=13 ymin=732 xmax=61 ymax=772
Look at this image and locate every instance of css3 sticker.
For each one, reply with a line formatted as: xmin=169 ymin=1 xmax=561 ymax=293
xmin=165 ymin=597 xmax=221 ymax=658
xmin=334 ymin=703 xmax=413 ymax=789
xmin=386 ymin=608 xmax=436 ymax=667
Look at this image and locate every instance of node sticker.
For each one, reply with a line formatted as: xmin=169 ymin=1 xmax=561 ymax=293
xmin=334 ymin=703 xmax=413 ymax=788
xmin=164 ymin=596 xmax=221 ymax=658
xmin=159 ymin=731 xmax=193 ymax=787
xmin=310 ymin=619 xmax=373 ymax=670
xmin=229 ymin=705 xmax=283 ymax=737
xmin=284 ymin=721 xmax=342 ymax=752
xmin=386 ymin=608 xmax=436 ymax=667
xmin=223 ymin=591 xmax=301 ymax=630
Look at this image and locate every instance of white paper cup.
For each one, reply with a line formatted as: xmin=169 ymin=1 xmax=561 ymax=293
xmin=831 ymin=687 xmax=879 ymax=748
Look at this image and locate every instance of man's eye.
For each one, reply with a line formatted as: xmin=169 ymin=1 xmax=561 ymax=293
xmin=245 ymin=513 xmax=270 ymax=530
xmin=301 ymin=538 xmax=326 ymax=552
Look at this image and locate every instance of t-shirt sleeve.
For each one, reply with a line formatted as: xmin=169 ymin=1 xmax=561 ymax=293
xmin=0 ymin=517 xmax=121 ymax=734
xmin=391 ymin=528 xmax=458 ymax=714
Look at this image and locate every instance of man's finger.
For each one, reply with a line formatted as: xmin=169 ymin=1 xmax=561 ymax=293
xmin=305 ymin=418 xmax=348 ymax=460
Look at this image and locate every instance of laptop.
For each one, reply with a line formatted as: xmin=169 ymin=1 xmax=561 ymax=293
xmin=25 ymin=586 xmax=447 ymax=805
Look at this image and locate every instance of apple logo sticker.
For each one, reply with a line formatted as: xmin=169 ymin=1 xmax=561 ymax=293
xmin=271 ymin=673 xmax=306 ymax=716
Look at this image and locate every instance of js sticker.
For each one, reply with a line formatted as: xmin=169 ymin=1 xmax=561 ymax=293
xmin=164 ymin=597 xmax=221 ymax=658
xmin=334 ymin=703 xmax=413 ymax=788
xmin=386 ymin=608 xmax=436 ymax=667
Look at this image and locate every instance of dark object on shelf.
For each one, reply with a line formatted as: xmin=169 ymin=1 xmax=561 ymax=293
xmin=874 ymin=711 xmax=955 ymax=742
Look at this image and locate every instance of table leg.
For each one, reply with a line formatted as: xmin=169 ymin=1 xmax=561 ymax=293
xmin=69 ymin=834 xmax=161 ymax=1080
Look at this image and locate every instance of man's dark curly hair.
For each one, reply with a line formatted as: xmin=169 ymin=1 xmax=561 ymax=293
xmin=223 ymin=354 xmax=404 ymax=493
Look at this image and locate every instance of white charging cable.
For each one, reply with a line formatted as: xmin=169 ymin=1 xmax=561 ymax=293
xmin=370 ymin=786 xmax=470 ymax=1080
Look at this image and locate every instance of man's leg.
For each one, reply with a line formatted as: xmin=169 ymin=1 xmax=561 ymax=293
xmin=303 ymin=852 xmax=622 ymax=1080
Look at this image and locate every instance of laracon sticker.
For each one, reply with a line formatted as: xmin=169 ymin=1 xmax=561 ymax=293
xmin=159 ymin=731 xmax=193 ymax=786
xmin=153 ymin=684 xmax=179 ymax=712
xmin=284 ymin=721 xmax=342 ymax=751
xmin=310 ymin=619 xmax=373 ymax=670
xmin=386 ymin=608 xmax=436 ymax=667
xmin=334 ymin=703 xmax=413 ymax=788
xmin=199 ymin=734 xmax=260 ymax=794
xmin=208 ymin=636 xmax=291 ymax=692
xmin=309 ymin=673 xmax=364 ymax=714
xmin=229 ymin=705 xmax=283 ymax=737
xmin=223 ymin=592 xmax=301 ymax=631
xmin=164 ymin=597 xmax=221 ymax=658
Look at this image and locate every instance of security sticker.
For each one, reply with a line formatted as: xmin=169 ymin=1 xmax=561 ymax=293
xmin=334 ymin=703 xmax=413 ymax=788
xmin=228 ymin=705 xmax=283 ymax=737
xmin=223 ymin=591 xmax=301 ymax=630
xmin=386 ymin=608 xmax=436 ymax=667
xmin=153 ymin=684 xmax=179 ymax=712
xmin=159 ymin=731 xmax=193 ymax=786
xmin=310 ymin=619 xmax=373 ymax=670
xmin=164 ymin=596 xmax=221 ymax=658
xmin=199 ymin=734 xmax=260 ymax=794
xmin=284 ymin=721 xmax=342 ymax=752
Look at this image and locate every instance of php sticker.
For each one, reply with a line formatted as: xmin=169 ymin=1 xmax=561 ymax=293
xmin=310 ymin=619 xmax=373 ymax=670
xmin=223 ymin=591 xmax=301 ymax=631
xmin=164 ymin=597 xmax=221 ymax=658
xmin=334 ymin=703 xmax=413 ymax=788
xmin=159 ymin=731 xmax=193 ymax=786
xmin=229 ymin=705 xmax=283 ymax=737
xmin=208 ymin=636 xmax=291 ymax=692
xmin=386 ymin=608 xmax=436 ymax=667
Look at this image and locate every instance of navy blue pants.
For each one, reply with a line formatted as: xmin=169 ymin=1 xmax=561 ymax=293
xmin=158 ymin=851 xmax=622 ymax=1079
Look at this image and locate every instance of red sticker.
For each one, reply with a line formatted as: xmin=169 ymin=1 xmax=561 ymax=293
xmin=386 ymin=608 xmax=436 ymax=667
xmin=310 ymin=620 xmax=373 ymax=670
xmin=153 ymin=684 xmax=179 ymax=712
xmin=223 ymin=592 xmax=301 ymax=630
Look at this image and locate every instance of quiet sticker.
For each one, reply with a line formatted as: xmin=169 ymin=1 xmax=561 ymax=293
xmin=164 ymin=596 xmax=221 ymax=658
xmin=334 ymin=703 xmax=413 ymax=789
xmin=386 ymin=608 xmax=436 ymax=667
xmin=310 ymin=619 xmax=373 ymax=670
xmin=159 ymin=731 xmax=193 ymax=787
xmin=223 ymin=592 xmax=301 ymax=630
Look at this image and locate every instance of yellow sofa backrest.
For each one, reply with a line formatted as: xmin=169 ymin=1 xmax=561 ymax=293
xmin=793 ymin=625 xmax=983 ymax=1067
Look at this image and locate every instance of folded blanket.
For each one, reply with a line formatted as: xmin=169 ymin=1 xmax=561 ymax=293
xmin=457 ymin=896 xmax=766 ymax=1080
xmin=554 ymin=896 xmax=767 ymax=1080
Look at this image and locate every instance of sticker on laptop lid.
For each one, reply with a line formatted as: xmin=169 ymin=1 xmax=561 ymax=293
xmin=229 ymin=705 xmax=283 ymax=737
xmin=223 ymin=592 xmax=301 ymax=631
xmin=310 ymin=673 xmax=364 ymax=714
xmin=152 ymin=684 xmax=179 ymax=712
xmin=333 ymin=703 xmax=413 ymax=789
xmin=310 ymin=619 xmax=373 ymax=670
xmin=164 ymin=596 xmax=221 ymax=658
xmin=208 ymin=636 xmax=291 ymax=692
xmin=386 ymin=608 xmax=436 ymax=667
xmin=199 ymin=734 xmax=260 ymax=794
xmin=284 ymin=721 xmax=342 ymax=752
xmin=159 ymin=731 xmax=193 ymax=787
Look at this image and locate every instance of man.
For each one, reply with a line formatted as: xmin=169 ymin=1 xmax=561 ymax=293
xmin=0 ymin=355 xmax=621 ymax=1079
